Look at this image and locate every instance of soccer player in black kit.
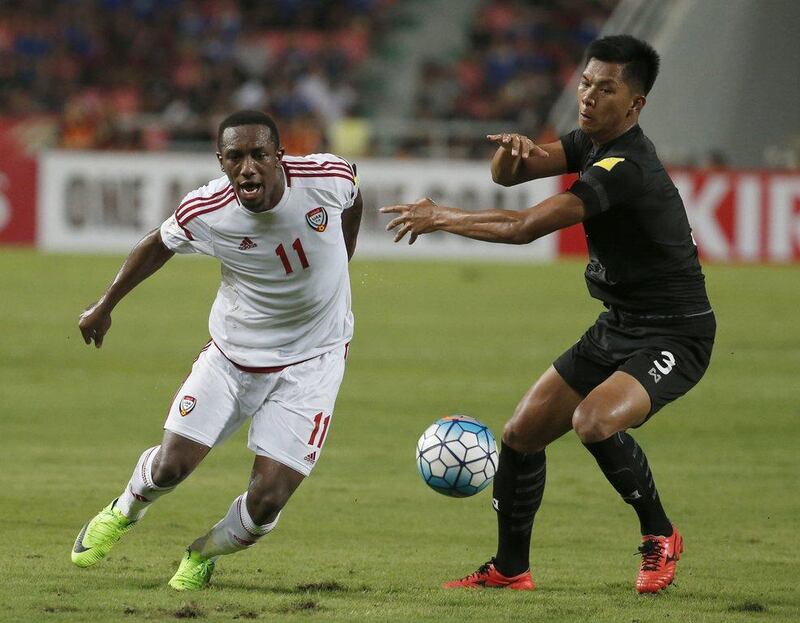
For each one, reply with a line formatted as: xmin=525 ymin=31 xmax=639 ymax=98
xmin=381 ymin=35 xmax=715 ymax=593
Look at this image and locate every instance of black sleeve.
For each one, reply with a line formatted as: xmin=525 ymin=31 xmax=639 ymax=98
xmin=566 ymin=157 xmax=644 ymax=217
xmin=559 ymin=129 xmax=592 ymax=173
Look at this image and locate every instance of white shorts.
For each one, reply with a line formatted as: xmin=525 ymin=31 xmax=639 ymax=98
xmin=164 ymin=342 xmax=347 ymax=476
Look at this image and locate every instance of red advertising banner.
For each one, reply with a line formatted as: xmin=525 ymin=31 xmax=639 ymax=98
xmin=0 ymin=118 xmax=38 ymax=244
xmin=558 ymin=169 xmax=800 ymax=262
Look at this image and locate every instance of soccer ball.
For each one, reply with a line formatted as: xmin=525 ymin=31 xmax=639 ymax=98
xmin=415 ymin=415 xmax=498 ymax=498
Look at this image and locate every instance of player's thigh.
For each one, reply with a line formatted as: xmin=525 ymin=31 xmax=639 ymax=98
xmin=503 ymin=365 xmax=584 ymax=452
xmin=248 ymin=345 xmax=347 ymax=477
xmin=164 ymin=344 xmax=252 ymax=449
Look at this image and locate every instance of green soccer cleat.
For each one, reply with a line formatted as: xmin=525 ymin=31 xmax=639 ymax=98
xmin=168 ymin=550 xmax=216 ymax=591
xmin=71 ymin=500 xmax=135 ymax=568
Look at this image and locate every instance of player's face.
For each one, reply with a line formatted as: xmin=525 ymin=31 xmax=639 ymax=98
xmin=577 ymin=59 xmax=644 ymax=143
xmin=217 ymin=125 xmax=285 ymax=212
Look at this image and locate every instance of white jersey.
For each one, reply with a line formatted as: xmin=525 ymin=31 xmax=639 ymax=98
xmin=160 ymin=153 xmax=358 ymax=368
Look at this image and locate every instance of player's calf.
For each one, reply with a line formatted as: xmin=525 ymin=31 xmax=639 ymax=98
xmin=115 ymin=445 xmax=178 ymax=521
xmin=491 ymin=442 xmax=546 ymax=577
xmin=583 ymin=432 xmax=673 ymax=537
xmin=167 ymin=491 xmax=279 ymax=590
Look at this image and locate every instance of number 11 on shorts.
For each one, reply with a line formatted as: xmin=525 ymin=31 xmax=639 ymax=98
xmin=307 ymin=412 xmax=330 ymax=448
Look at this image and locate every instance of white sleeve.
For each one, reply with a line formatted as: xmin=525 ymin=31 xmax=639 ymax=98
xmin=160 ymin=213 xmax=213 ymax=255
xmin=342 ymin=161 xmax=359 ymax=210
xmin=300 ymin=153 xmax=359 ymax=210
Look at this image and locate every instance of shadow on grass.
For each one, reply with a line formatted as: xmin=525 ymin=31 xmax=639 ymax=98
xmin=727 ymin=601 xmax=768 ymax=613
xmin=207 ymin=578 xmax=370 ymax=595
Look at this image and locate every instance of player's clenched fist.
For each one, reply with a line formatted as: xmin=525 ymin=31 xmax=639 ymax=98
xmin=487 ymin=133 xmax=549 ymax=158
xmin=380 ymin=198 xmax=440 ymax=244
xmin=79 ymin=301 xmax=112 ymax=348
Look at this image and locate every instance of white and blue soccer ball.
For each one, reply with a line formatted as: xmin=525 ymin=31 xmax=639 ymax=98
xmin=416 ymin=415 xmax=498 ymax=498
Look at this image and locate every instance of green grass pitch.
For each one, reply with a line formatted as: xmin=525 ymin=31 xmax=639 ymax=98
xmin=1 ymin=249 xmax=798 ymax=622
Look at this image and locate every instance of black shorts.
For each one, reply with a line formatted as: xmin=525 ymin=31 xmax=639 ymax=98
xmin=553 ymin=308 xmax=716 ymax=418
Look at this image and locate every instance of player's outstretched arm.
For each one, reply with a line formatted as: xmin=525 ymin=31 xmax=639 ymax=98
xmin=79 ymin=228 xmax=175 ymax=348
xmin=488 ymin=133 xmax=568 ymax=186
xmin=380 ymin=193 xmax=586 ymax=245
xmin=342 ymin=190 xmax=363 ymax=261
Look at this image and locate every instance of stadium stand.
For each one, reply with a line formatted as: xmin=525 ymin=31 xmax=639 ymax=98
xmin=0 ymin=0 xmax=621 ymax=157
xmin=413 ymin=0 xmax=618 ymax=156
xmin=0 ymin=0 xmax=396 ymax=153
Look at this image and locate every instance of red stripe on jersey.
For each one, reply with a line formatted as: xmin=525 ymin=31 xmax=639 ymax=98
xmin=289 ymin=166 xmax=353 ymax=178
xmin=177 ymin=187 xmax=234 ymax=223
xmin=280 ymin=161 xmax=292 ymax=187
xmin=283 ymin=158 xmax=353 ymax=172
xmin=284 ymin=164 xmax=353 ymax=178
xmin=286 ymin=171 xmax=354 ymax=183
xmin=177 ymin=188 xmax=235 ymax=226
xmin=176 ymin=184 xmax=233 ymax=219
xmin=179 ymin=199 xmax=231 ymax=228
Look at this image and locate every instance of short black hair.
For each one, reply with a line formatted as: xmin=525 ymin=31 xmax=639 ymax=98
xmin=217 ymin=110 xmax=280 ymax=150
xmin=585 ymin=35 xmax=660 ymax=95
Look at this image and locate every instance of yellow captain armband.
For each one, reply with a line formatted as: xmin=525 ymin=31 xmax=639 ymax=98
xmin=592 ymin=157 xmax=626 ymax=172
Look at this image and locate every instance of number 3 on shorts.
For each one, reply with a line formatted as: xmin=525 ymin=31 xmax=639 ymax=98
xmin=648 ymin=350 xmax=676 ymax=384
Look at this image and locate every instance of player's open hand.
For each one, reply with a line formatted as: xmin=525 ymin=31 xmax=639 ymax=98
xmin=487 ymin=133 xmax=549 ymax=158
xmin=79 ymin=301 xmax=112 ymax=348
xmin=380 ymin=197 xmax=440 ymax=244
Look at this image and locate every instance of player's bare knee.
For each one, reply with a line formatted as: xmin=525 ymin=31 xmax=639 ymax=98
xmin=151 ymin=455 xmax=193 ymax=488
xmin=502 ymin=419 xmax=544 ymax=453
xmin=572 ymin=404 xmax=616 ymax=444
xmin=245 ymin=486 xmax=286 ymax=525
xmin=501 ymin=419 xmax=531 ymax=449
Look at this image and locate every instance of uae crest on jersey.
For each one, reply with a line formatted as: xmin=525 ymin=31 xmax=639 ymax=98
xmin=305 ymin=207 xmax=328 ymax=232
xmin=179 ymin=395 xmax=196 ymax=417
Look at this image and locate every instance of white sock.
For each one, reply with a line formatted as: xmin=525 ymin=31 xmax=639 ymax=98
xmin=195 ymin=492 xmax=280 ymax=558
xmin=115 ymin=446 xmax=175 ymax=521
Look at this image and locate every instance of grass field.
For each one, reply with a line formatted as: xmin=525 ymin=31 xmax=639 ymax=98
xmin=1 ymin=249 xmax=798 ymax=622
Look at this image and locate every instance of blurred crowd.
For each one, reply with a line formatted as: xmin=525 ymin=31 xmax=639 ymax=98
xmin=0 ymin=0 xmax=394 ymax=152
xmin=0 ymin=0 xmax=624 ymax=158
xmin=415 ymin=0 xmax=618 ymax=143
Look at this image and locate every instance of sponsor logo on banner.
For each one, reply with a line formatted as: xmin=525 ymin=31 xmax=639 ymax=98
xmin=305 ymin=207 xmax=328 ymax=232
xmin=34 ymin=151 xmax=800 ymax=262
xmin=179 ymin=395 xmax=196 ymax=416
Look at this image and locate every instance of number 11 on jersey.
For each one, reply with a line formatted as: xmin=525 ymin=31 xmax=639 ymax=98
xmin=275 ymin=238 xmax=310 ymax=274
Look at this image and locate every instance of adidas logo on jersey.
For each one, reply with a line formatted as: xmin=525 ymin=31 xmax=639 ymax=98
xmin=238 ymin=237 xmax=257 ymax=250
xmin=303 ymin=451 xmax=317 ymax=465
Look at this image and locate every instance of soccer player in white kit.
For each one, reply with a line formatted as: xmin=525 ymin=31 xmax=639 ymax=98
xmin=71 ymin=110 xmax=363 ymax=590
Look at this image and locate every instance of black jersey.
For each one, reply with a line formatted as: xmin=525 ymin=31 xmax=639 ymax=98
xmin=560 ymin=125 xmax=710 ymax=315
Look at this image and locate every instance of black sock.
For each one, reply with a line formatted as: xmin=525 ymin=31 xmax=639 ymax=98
xmin=584 ymin=432 xmax=672 ymax=536
xmin=492 ymin=442 xmax=546 ymax=577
